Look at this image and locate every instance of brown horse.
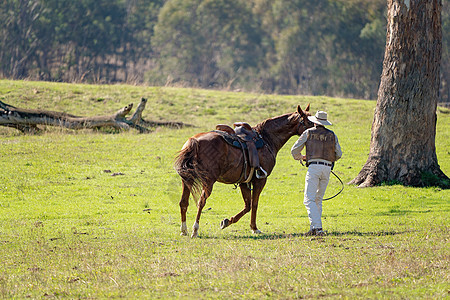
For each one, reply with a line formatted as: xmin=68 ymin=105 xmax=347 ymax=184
xmin=174 ymin=105 xmax=312 ymax=237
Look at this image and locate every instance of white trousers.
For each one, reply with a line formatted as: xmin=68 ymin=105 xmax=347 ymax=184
xmin=304 ymin=164 xmax=331 ymax=229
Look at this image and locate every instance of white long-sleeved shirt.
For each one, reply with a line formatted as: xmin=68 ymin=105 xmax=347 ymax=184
xmin=291 ymin=127 xmax=342 ymax=163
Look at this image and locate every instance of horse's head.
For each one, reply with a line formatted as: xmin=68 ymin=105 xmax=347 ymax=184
xmin=254 ymin=105 xmax=314 ymax=152
xmin=292 ymin=104 xmax=314 ymax=135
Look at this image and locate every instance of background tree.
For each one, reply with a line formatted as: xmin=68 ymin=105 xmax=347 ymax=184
xmin=41 ymin=0 xmax=126 ymax=81
xmin=151 ymin=0 xmax=262 ymax=88
xmin=0 ymin=0 xmax=448 ymax=101
xmin=350 ymin=0 xmax=449 ymax=188
xmin=0 ymin=0 xmax=44 ymax=78
xmin=119 ymin=0 xmax=164 ymax=82
xmin=252 ymin=0 xmax=386 ymax=97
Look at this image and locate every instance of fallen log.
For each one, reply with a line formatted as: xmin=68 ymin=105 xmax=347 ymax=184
xmin=0 ymin=98 xmax=190 ymax=133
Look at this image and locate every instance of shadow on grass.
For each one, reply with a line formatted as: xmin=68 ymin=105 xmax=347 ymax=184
xmin=375 ymin=209 xmax=432 ymax=216
xmin=199 ymin=230 xmax=411 ymax=240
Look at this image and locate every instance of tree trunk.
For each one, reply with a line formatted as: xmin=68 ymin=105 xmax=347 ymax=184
xmin=350 ymin=0 xmax=449 ymax=188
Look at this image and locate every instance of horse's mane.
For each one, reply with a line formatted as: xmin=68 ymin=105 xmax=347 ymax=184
xmin=254 ymin=111 xmax=300 ymax=134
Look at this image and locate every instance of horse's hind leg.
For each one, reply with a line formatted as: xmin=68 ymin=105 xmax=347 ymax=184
xmin=179 ymin=181 xmax=190 ymax=236
xmin=249 ymin=179 xmax=267 ymax=234
xmin=191 ymin=184 xmax=213 ymax=238
xmin=221 ymin=183 xmax=251 ymax=230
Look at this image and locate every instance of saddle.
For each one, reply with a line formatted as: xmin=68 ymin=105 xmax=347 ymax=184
xmin=215 ymin=122 xmax=268 ymax=183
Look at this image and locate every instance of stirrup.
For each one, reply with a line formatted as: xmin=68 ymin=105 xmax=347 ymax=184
xmin=255 ymin=167 xmax=268 ymax=179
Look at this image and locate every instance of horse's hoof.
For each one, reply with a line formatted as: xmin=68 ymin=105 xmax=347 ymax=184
xmin=180 ymin=222 xmax=188 ymax=236
xmin=252 ymin=229 xmax=262 ymax=234
xmin=220 ymin=218 xmax=230 ymax=229
xmin=191 ymin=222 xmax=199 ymax=238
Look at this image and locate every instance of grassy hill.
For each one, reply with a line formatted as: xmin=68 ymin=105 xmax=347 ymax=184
xmin=0 ymin=80 xmax=449 ymax=298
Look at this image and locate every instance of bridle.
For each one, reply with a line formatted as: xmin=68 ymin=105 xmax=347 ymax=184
xmin=296 ymin=115 xmax=312 ymax=136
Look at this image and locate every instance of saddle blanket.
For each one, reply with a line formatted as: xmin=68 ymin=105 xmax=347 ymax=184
xmin=212 ymin=130 xmax=265 ymax=150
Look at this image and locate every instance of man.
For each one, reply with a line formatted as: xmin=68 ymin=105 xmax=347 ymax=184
xmin=291 ymin=111 xmax=342 ymax=236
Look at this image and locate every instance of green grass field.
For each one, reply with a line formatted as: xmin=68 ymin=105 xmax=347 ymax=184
xmin=0 ymin=80 xmax=449 ymax=298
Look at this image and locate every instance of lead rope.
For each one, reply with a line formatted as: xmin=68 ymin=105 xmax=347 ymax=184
xmin=300 ymin=160 xmax=344 ymax=201
xmin=323 ymin=170 xmax=344 ymax=201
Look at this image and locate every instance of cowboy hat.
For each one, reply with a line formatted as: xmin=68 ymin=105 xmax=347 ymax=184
xmin=308 ymin=111 xmax=332 ymax=126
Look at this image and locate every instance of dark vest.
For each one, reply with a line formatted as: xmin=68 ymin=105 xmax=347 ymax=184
xmin=305 ymin=126 xmax=336 ymax=162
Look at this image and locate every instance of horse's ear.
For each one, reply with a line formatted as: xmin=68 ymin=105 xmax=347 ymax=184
xmin=305 ymin=103 xmax=310 ymax=112
xmin=297 ymin=105 xmax=305 ymax=117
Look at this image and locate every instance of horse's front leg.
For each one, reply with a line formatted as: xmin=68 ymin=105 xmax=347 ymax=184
xmin=191 ymin=184 xmax=213 ymax=238
xmin=250 ymin=179 xmax=267 ymax=234
xmin=220 ymin=183 xmax=251 ymax=230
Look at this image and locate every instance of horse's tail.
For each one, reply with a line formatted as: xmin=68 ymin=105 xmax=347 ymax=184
xmin=174 ymin=138 xmax=207 ymax=196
